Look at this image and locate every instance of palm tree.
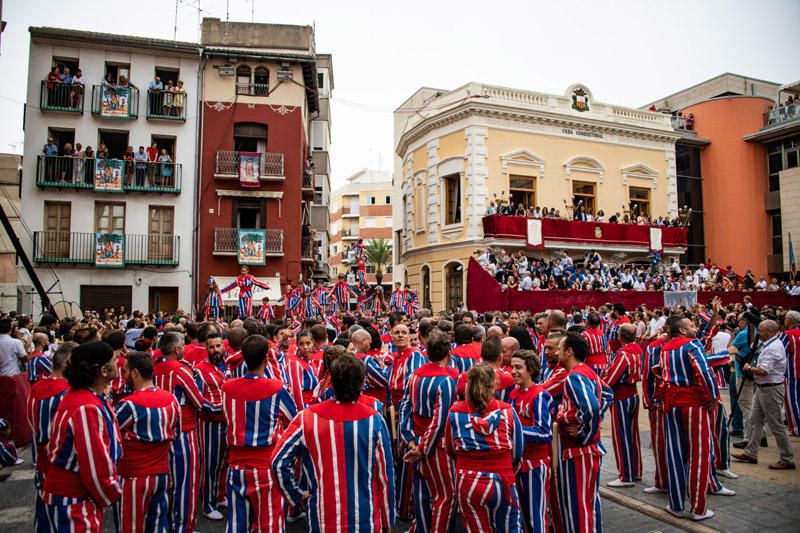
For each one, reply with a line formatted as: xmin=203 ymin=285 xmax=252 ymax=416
xmin=364 ymin=239 xmax=392 ymax=286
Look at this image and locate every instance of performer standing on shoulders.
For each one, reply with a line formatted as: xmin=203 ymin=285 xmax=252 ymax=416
xmin=220 ymin=266 xmax=270 ymax=319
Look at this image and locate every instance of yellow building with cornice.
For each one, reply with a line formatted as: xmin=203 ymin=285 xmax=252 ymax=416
xmin=393 ymin=83 xmax=683 ymax=312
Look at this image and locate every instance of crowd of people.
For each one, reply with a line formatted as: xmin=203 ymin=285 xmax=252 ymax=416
xmin=486 ymin=199 xmax=687 ymax=227
xmin=476 ymin=246 xmax=800 ymax=294
xmin=0 ymin=286 xmax=798 ymax=532
xmin=42 ymin=137 xmax=177 ymax=188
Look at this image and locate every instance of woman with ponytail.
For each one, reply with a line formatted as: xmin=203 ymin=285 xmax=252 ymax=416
xmin=445 ymin=362 xmax=524 ymax=532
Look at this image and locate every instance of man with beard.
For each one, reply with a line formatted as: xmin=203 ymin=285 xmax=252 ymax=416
xmin=195 ymin=332 xmax=228 ymax=521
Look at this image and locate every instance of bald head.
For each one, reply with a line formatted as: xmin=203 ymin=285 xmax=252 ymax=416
xmin=547 ymin=310 xmax=567 ymax=331
xmin=487 ymin=325 xmax=503 ymax=339
xmin=758 ymin=319 xmax=779 ymax=341
xmin=350 ymin=328 xmax=371 ymax=352
xmin=618 ymin=323 xmax=637 ymax=344
xmin=501 ymin=336 xmax=520 ymax=366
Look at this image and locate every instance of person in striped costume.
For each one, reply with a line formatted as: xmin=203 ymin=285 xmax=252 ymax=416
xmin=203 ymin=277 xmax=224 ymax=321
xmin=194 ymin=332 xmax=228 ymax=521
xmin=400 ymin=330 xmax=458 ymax=533
xmin=153 ymin=332 xmax=218 ymax=533
xmin=273 ymin=353 xmax=396 ymax=532
xmin=113 ymin=351 xmax=180 ymax=533
xmin=403 ymin=285 xmax=419 ymax=317
xmin=450 ymin=323 xmax=482 ymax=374
xmin=42 ymin=341 xmax=122 ymax=532
xmin=642 ymin=334 xmax=669 ymax=494
xmin=222 ymin=334 xmax=297 ymax=532
xmin=220 ymin=266 xmax=270 ymax=319
xmin=582 ymin=312 xmax=610 ymax=375
xmin=349 ymin=328 xmax=389 ymax=405
xmin=27 ymin=332 xmax=52 ymax=383
xmin=445 ymin=363 xmax=524 ymax=532
xmin=782 ymin=310 xmax=800 ymax=436
xmin=602 ymin=324 xmax=643 ymax=487
xmin=657 ymin=316 xmax=719 ymax=521
xmin=555 ymin=332 xmax=613 ymax=533
xmin=286 ymin=330 xmax=320 ymax=409
xmin=327 ymin=273 xmax=358 ymax=313
xmin=311 ymin=280 xmax=330 ymax=317
xmin=389 ymin=282 xmax=406 ymax=312
xmin=0 ymin=419 xmax=22 ymax=466
xmin=256 ymin=296 xmax=275 ymax=325
xmin=510 ymin=350 xmax=553 ymax=533
xmin=27 ymin=342 xmax=74 ymax=531
xmin=606 ymin=303 xmax=631 ymax=353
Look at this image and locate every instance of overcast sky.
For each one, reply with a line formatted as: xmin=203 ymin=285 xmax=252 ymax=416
xmin=1 ymin=0 xmax=798 ymax=188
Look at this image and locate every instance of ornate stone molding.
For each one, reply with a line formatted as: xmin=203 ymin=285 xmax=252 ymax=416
xmin=465 ymin=125 xmax=489 ymax=240
xmin=426 ymin=139 xmax=440 ymax=244
xmin=621 ymin=163 xmax=659 ymax=186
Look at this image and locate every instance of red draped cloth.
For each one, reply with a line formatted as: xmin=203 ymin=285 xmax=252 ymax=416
xmin=0 ymin=374 xmax=32 ymax=445
xmin=466 ymin=257 xmax=800 ymax=313
xmin=482 ymin=215 xmax=688 ymax=249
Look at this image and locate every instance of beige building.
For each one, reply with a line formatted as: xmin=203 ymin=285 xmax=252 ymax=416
xmin=394 ymin=82 xmax=682 ymax=312
xmin=329 ymin=169 xmax=394 ymax=284
xmin=0 ymin=154 xmax=22 ymax=313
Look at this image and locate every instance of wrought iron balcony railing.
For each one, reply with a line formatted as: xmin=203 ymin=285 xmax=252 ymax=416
xmin=213 ymin=228 xmax=284 ymax=255
xmin=214 ymin=150 xmax=285 ymax=178
xmin=145 ymin=89 xmax=187 ymax=121
xmin=40 ymin=80 xmax=84 ymax=113
xmin=35 ymin=155 xmax=181 ymax=193
xmin=90 ymin=84 xmax=139 ymax=119
xmin=33 ymin=232 xmax=179 ymax=265
xmin=236 ymin=83 xmax=269 ymax=96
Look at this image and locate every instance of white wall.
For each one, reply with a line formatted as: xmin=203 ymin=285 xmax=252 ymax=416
xmin=21 ymin=40 xmax=200 ymax=315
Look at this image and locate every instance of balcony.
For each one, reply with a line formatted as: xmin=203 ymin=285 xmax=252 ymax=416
xmin=301 ymin=235 xmax=314 ymax=261
xmin=40 ymin=81 xmax=84 ymax=114
xmin=35 ymin=156 xmax=181 ymax=194
xmin=342 ymin=228 xmax=360 ymax=240
xmin=764 ymin=103 xmax=799 ymax=128
xmin=302 ymin=170 xmax=314 ymax=199
xmin=214 ymin=150 xmax=285 ymax=180
xmin=213 ymin=228 xmax=284 ymax=256
xmin=33 ymin=232 xmax=179 ymax=265
xmin=311 ymin=150 xmax=329 ymax=176
xmin=342 ymin=207 xmax=360 ymax=218
xmin=481 ymin=214 xmax=688 ymax=251
xmin=91 ymin=84 xmax=139 ymax=119
xmin=145 ymin=89 xmax=187 ymax=121
xmin=236 ymin=83 xmax=269 ymax=96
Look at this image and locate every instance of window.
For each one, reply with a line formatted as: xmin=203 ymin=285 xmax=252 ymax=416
xmin=772 ymin=213 xmax=783 ymax=255
xmin=364 ymin=217 xmax=376 ymax=228
xmin=311 ymin=122 xmax=328 ymax=151
xmin=366 ymin=265 xmax=376 ymax=274
xmin=154 ymin=67 xmax=179 ymax=86
xmin=253 ymin=67 xmax=269 ymax=96
xmin=43 ymin=202 xmax=71 ymax=258
xmin=331 ymin=266 xmax=337 ymax=277
xmin=628 ymin=187 xmax=651 ymax=217
xmin=234 ymin=123 xmax=267 ymax=153
xmin=236 ymin=65 xmax=252 ymax=95
xmin=104 ymin=63 xmax=130 ymax=85
xmin=421 ymin=265 xmax=431 ymax=310
xmin=148 ymin=206 xmax=174 ymax=261
xmin=509 ymin=175 xmax=536 ymax=211
xmin=386 ymin=265 xmax=393 ymax=273
xmin=367 ymin=196 xmax=376 ymax=205
xmin=443 ymin=173 xmax=462 ymax=225
xmin=767 ymin=136 xmax=800 ymax=192
xmin=385 ymin=195 xmax=391 ymax=204
xmin=332 ymin=245 xmax=337 ymax=255
xmin=317 ymin=68 xmax=329 ymax=97
xmin=150 ymin=135 xmax=176 ymax=160
xmin=98 ymin=130 xmax=130 ymax=159
xmin=53 ymin=57 xmax=80 ymax=76
xmin=233 ymin=198 xmax=263 ymax=229
xmin=95 ymin=202 xmax=125 ymax=234
xmin=445 ymin=262 xmax=464 ymax=311
xmin=572 ymin=181 xmax=596 ymax=215
xmin=384 ymin=217 xmax=393 ymax=227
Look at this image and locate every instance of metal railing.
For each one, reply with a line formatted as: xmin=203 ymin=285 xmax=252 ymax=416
xmin=33 ymin=232 xmax=179 ymax=265
xmin=213 ymin=228 xmax=284 ymax=255
xmin=214 ymin=150 xmax=284 ymax=177
xmin=35 ymin=155 xmax=181 ymax=193
xmin=40 ymin=80 xmax=84 ymax=113
xmin=764 ymin=103 xmax=799 ymax=127
xmin=342 ymin=207 xmax=360 ymax=216
xmin=236 ymin=83 xmax=269 ymax=96
xmin=342 ymin=228 xmax=360 ymax=238
xmin=302 ymin=171 xmax=313 ymax=189
xmin=145 ymin=89 xmax=187 ymax=120
xmin=91 ymin=84 xmax=139 ymax=119
xmin=301 ymin=235 xmax=314 ymax=258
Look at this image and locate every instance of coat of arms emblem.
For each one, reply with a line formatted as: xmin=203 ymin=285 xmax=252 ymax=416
xmin=572 ymin=87 xmax=590 ymax=112
xmin=594 ymin=225 xmax=602 ymax=238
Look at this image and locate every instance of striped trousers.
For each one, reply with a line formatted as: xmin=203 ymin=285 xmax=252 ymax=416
xmin=557 ymin=452 xmax=603 ymax=533
xmin=226 ymin=466 xmax=284 ymax=533
xmin=785 ymin=378 xmax=800 ymax=436
xmin=455 ymin=470 xmax=522 ymax=533
xmin=169 ymin=430 xmax=200 ymax=533
xmin=664 ymin=405 xmax=712 ymax=515
xmin=200 ymin=420 xmax=228 ymax=514
xmin=42 ymin=495 xmax=102 ymax=533
xmin=517 ymin=463 xmax=550 ymax=533
xmin=411 ymin=447 xmax=455 ymax=533
xmin=238 ymin=296 xmax=253 ymax=319
xmin=710 ymin=401 xmax=730 ymax=471
xmin=647 ymin=407 xmax=668 ymax=490
xmin=610 ymin=395 xmax=642 ymax=483
xmin=395 ymin=443 xmax=414 ymax=520
xmin=114 ymin=474 xmax=170 ymax=533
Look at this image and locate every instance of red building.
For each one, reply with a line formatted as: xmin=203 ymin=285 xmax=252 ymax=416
xmin=196 ymin=19 xmax=321 ymax=308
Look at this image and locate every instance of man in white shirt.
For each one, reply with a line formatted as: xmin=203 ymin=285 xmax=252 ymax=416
xmin=711 ymin=325 xmax=732 ymax=355
xmin=697 ymin=265 xmax=710 ymax=281
xmin=789 ymin=282 xmax=800 ymax=296
xmin=0 ymin=319 xmax=26 ymax=377
xmin=670 ymin=258 xmax=682 ymax=275
xmin=755 ymin=277 xmax=767 ymax=291
xmin=732 ymin=320 xmax=796 ymax=469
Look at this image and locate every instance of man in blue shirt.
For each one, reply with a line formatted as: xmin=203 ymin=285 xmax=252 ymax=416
xmin=148 ymin=77 xmax=163 ymax=115
xmin=729 ymin=313 xmax=767 ymax=446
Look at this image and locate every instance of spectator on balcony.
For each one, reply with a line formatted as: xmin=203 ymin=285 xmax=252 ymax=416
xmin=755 ymin=276 xmax=767 ymax=291
xmin=102 ymin=72 xmax=116 ymax=88
xmin=507 ymin=274 xmax=519 ymax=290
xmin=73 ymin=143 xmax=85 ymax=185
xmin=595 ymin=210 xmax=606 ymax=222
xmin=163 ymin=80 xmax=175 ymax=116
xmin=767 ymin=278 xmax=781 ymax=292
xmin=42 ymin=137 xmax=58 ymax=181
xmin=158 ymin=149 xmax=174 ymax=188
xmin=134 ymin=146 xmax=148 ymax=187
xmin=83 ymin=146 xmax=95 ymax=184
xmin=486 ymin=200 xmax=497 ymax=215
xmin=45 ymin=66 xmax=62 ymax=105
xmin=514 ymin=203 xmax=526 ymax=216
xmin=304 ymin=156 xmax=314 ymax=179
xmin=97 ymin=143 xmax=109 ymax=159
xmin=71 ymin=69 xmax=85 ymax=108
xmin=60 ymin=143 xmax=74 ymax=183
xmin=147 ymin=142 xmax=159 ymax=183
xmin=574 ymin=203 xmax=589 ymax=221
xmin=123 ymin=146 xmax=135 ymax=186
xmin=173 ymin=80 xmax=186 ymax=117
xmin=685 ymin=113 xmax=695 ymax=130
xmin=532 ymin=206 xmax=542 ymax=218
xmin=526 ymin=205 xmax=536 ymax=217
xmin=148 ymin=76 xmax=163 ymax=116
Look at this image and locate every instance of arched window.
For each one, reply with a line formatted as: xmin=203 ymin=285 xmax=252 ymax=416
xmin=421 ymin=265 xmax=431 ymax=310
xmin=444 ymin=262 xmax=464 ymax=312
xmin=253 ymin=67 xmax=269 ymax=96
xmin=236 ymin=65 xmax=251 ymax=95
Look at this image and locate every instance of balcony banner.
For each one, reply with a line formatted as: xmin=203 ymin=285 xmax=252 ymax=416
xmin=238 ymin=229 xmax=267 ymax=265
xmin=95 ymin=232 xmax=125 ymax=268
xmin=649 ymin=227 xmax=663 ymax=253
xmin=239 ymin=152 xmax=261 ymax=188
xmin=94 ymin=159 xmax=125 ymax=192
xmin=101 ymin=85 xmax=129 ymax=118
xmin=526 ymin=218 xmax=544 ymax=248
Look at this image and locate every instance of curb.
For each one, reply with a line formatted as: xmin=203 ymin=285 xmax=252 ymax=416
xmin=599 ymin=487 xmax=719 ymax=533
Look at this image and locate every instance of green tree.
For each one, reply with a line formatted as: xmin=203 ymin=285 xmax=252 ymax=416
xmin=364 ymin=239 xmax=392 ymax=285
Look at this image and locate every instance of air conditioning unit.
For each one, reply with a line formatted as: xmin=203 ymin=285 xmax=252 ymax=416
xmin=277 ymin=68 xmax=293 ymax=81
